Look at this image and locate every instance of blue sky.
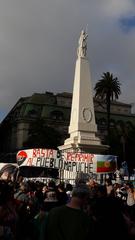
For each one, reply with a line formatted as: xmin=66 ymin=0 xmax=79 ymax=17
xmin=1 ymin=0 xmax=135 ymax=122
xmin=120 ymin=16 xmax=135 ymax=32
xmin=0 ymin=113 xmax=6 ymax=121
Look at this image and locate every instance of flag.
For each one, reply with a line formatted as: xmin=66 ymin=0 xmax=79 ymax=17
xmin=96 ymin=155 xmax=117 ymax=173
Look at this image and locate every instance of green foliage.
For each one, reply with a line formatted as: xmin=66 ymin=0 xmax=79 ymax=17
xmin=108 ymin=123 xmax=135 ymax=171
xmin=23 ymin=118 xmax=61 ymax=149
xmin=94 ymin=72 xmax=121 ymax=144
xmin=94 ymin=72 xmax=121 ymax=101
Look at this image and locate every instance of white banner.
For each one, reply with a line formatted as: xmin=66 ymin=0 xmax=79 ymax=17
xmin=16 ymin=149 xmax=117 ymax=174
xmin=16 ymin=149 xmax=60 ymax=168
xmin=60 ymin=152 xmax=96 ymax=173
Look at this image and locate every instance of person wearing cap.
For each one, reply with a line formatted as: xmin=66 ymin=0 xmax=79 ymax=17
xmin=45 ymin=184 xmax=93 ymax=240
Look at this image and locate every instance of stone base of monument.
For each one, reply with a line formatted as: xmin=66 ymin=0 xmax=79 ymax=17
xmin=58 ymin=142 xmax=109 ymax=154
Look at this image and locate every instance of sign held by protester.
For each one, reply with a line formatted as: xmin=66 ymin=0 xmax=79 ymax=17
xmin=16 ymin=149 xmax=117 ymax=174
xmin=60 ymin=152 xmax=95 ymax=174
xmin=16 ymin=149 xmax=60 ymax=168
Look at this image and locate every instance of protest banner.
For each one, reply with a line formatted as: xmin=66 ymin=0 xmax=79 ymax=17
xmin=16 ymin=149 xmax=117 ymax=174
xmin=16 ymin=149 xmax=60 ymax=168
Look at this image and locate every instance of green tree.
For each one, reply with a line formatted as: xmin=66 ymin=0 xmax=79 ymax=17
xmin=94 ymin=72 xmax=121 ymax=143
xmin=23 ymin=118 xmax=62 ymax=149
xmin=109 ymin=122 xmax=135 ymax=173
xmin=109 ymin=122 xmax=127 ymax=168
xmin=124 ymin=125 xmax=135 ymax=172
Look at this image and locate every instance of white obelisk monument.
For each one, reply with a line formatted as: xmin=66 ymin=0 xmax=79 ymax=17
xmin=59 ymin=30 xmax=108 ymax=153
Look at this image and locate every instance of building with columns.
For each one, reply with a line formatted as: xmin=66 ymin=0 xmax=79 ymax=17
xmin=0 ymin=91 xmax=134 ymax=162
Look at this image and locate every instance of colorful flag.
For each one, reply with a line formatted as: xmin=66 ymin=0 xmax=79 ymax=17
xmin=96 ymin=155 xmax=117 ymax=173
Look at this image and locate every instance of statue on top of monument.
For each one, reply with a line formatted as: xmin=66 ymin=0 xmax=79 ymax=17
xmin=77 ymin=29 xmax=88 ymax=58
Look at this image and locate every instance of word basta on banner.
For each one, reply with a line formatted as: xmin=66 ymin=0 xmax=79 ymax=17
xmin=16 ymin=148 xmax=117 ymax=174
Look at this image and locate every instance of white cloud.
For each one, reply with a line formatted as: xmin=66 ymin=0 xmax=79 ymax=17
xmin=0 ymin=0 xmax=135 ymax=120
xmin=100 ymin=0 xmax=134 ymax=17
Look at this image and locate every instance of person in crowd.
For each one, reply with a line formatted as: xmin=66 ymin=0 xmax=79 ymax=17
xmin=87 ymin=184 xmax=107 ymax=220
xmin=96 ymin=184 xmax=107 ymax=199
xmin=87 ymin=178 xmax=98 ymax=199
xmin=14 ymin=181 xmax=29 ymax=203
xmin=27 ymin=181 xmax=40 ymax=218
xmin=42 ymin=184 xmax=48 ymax=198
xmin=44 ymin=180 xmax=56 ymax=200
xmin=66 ymin=183 xmax=73 ymax=202
xmin=34 ymin=181 xmax=44 ymax=206
xmin=47 ymin=180 xmax=56 ymax=192
xmin=44 ymin=190 xmax=58 ymax=212
xmin=30 ymin=202 xmax=49 ymax=240
xmin=105 ymin=178 xmax=114 ymax=197
xmin=43 ymin=180 xmax=58 ymax=211
xmin=57 ymin=182 xmax=68 ymax=206
xmin=14 ymin=181 xmax=33 ymax=240
xmin=0 ymin=181 xmax=18 ymax=240
xmin=45 ymin=184 xmax=92 ymax=240
xmin=115 ymin=183 xmax=127 ymax=203
xmin=91 ymin=189 xmax=129 ymax=240
xmin=126 ymin=182 xmax=135 ymax=221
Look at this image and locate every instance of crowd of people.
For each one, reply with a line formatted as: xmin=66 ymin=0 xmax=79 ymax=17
xmin=0 ymin=176 xmax=135 ymax=240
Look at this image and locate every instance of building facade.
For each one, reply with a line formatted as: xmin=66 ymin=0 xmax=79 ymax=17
xmin=0 ymin=91 xmax=135 ymax=162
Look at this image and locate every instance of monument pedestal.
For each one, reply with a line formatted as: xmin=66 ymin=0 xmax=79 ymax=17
xmin=59 ymin=142 xmax=108 ymax=154
xmin=59 ymin=132 xmax=108 ymax=153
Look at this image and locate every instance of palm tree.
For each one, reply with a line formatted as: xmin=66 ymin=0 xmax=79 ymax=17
xmin=94 ymin=72 xmax=121 ymax=143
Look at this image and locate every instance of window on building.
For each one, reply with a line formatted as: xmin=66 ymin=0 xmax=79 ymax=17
xmin=24 ymin=104 xmax=42 ymax=118
xmin=50 ymin=110 xmax=64 ymax=121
